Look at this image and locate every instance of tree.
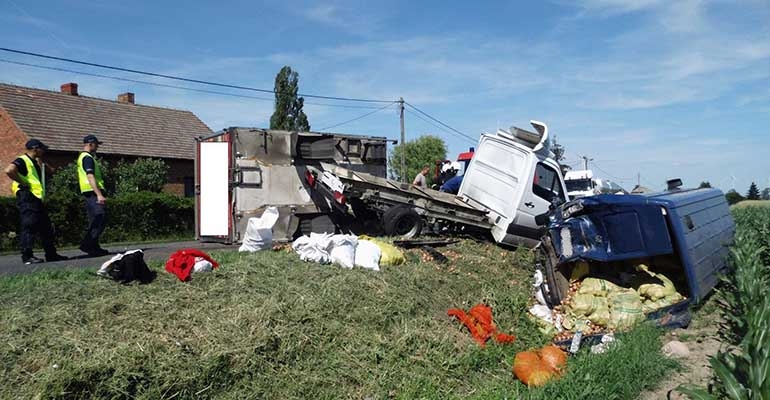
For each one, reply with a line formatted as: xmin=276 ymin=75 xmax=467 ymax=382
xmin=762 ymin=187 xmax=770 ymax=201
xmin=388 ymin=135 xmax=447 ymax=184
xmin=698 ymin=181 xmax=712 ymax=188
xmin=725 ymin=189 xmax=745 ymax=205
xmin=270 ymin=66 xmax=310 ymax=132
xmin=746 ymin=182 xmax=761 ymax=200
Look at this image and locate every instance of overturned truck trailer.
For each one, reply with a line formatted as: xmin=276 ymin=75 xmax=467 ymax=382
xmin=195 ymin=128 xmax=391 ymax=243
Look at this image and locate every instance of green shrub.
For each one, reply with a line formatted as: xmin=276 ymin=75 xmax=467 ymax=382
xmin=112 ymin=158 xmax=169 ymax=195
xmin=0 ymin=192 xmax=193 ymax=251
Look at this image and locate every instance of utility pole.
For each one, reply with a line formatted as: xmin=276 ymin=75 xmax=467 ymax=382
xmin=581 ymin=155 xmax=593 ymax=170
xmin=637 ymin=172 xmax=640 ymax=187
xmin=399 ymin=97 xmax=406 ymax=183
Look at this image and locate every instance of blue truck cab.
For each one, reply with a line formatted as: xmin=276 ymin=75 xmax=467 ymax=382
xmin=539 ymin=188 xmax=735 ymax=314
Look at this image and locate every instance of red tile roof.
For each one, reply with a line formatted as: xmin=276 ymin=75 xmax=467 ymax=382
xmin=0 ymin=82 xmax=212 ymax=160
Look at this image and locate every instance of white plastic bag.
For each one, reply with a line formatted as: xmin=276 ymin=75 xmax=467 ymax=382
xmin=329 ymin=234 xmax=357 ymax=269
xmin=193 ymin=257 xmax=213 ymax=273
xmin=354 ymin=240 xmax=381 ymax=271
xmin=292 ymin=233 xmax=333 ymax=263
xmin=239 ymin=207 xmax=280 ymax=252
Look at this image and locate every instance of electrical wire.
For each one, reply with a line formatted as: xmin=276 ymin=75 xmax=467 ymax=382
xmin=591 ymin=161 xmax=638 ymax=183
xmin=0 ymin=47 xmax=395 ymax=103
xmin=403 ymin=102 xmax=477 ymax=144
xmin=0 ymin=58 xmax=387 ymax=109
xmin=318 ymin=101 xmax=397 ymax=131
xmin=404 ymin=108 xmax=477 ymax=145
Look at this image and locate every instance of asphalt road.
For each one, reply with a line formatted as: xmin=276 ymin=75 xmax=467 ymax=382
xmin=0 ymin=241 xmax=234 ymax=276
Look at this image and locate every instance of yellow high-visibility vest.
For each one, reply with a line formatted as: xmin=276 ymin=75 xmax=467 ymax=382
xmin=11 ymin=154 xmax=45 ymax=200
xmin=77 ymin=152 xmax=105 ymax=193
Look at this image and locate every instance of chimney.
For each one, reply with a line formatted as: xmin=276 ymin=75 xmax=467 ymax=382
xmin=60 ymin=82 xmax=78 ymax=96
xmin=117 ymin=92 xmax=135 ymax=104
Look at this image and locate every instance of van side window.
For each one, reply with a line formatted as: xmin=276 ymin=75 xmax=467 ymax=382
xmin=533 ymin=163 xmax=565 ymax=202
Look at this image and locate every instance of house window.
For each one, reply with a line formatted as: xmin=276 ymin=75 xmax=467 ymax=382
xmin=183 ymin=177 xmax=195 ymax=198
xmin=533 ymin=163 xmax=566 ymax=203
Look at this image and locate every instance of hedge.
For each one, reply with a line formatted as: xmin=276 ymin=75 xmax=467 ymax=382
xmin=0 ymin=192 xmax=195 ymax=252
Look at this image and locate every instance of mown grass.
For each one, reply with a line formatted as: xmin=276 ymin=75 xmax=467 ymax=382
xmin=0 ymin=241 xmax=676 ymax=399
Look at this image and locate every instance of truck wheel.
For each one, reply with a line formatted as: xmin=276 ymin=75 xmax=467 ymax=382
xmin=382 ymin=206 xmax=423 ymax=238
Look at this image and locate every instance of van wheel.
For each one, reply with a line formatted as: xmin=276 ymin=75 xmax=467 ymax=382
xmin=538 ymin=237 xmax=568 ymax=307
xmin=382 ymin=206 xmax=423 ymax=238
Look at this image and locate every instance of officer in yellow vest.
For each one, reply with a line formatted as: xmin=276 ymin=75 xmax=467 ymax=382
xmin=78 ymin=134 xmax=109 ymax=257
xmin=4 ymin=139 xmax=67 ymax=264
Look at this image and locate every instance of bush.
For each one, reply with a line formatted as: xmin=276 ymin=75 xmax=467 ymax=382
xmin=0 ymin=192 xmax=194 ymax=251
xmin=112 ymin=158 xmax=169 ymax=195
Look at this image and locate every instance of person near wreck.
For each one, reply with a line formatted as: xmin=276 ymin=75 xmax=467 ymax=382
xmin=77 ymin=134 xmax=109 ymax=257
xmin=4 ymin=139 xmax=67 ymax=264
xmin=412 ymin=165 xmax=430 ymax=189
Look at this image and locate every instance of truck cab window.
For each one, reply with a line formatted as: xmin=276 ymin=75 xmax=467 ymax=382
xmin=533 ymin=163 xmax=565 ymax=202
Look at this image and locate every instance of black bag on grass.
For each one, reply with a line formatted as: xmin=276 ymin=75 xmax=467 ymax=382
xmin=97 ymin=250 xmax=156 ymax=284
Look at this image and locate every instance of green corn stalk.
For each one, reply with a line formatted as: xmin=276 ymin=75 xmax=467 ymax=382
xmin=676 ymin=220 xmax=770 ymax=400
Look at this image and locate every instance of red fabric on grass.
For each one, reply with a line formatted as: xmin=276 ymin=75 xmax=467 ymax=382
xmin=165 ymin=249 xmax=219 ymax=282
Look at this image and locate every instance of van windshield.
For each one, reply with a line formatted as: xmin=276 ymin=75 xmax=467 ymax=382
xmin=566 ymin=178 xmax=593 ymax=192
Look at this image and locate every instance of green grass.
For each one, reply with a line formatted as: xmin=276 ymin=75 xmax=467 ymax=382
xmin=0 ymin=241 xmax=677 ymax=399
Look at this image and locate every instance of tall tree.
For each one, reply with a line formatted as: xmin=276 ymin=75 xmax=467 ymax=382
xmin=762 ymin=187 xmax=770 ymax=201
xmin=746 ymin=182 xmax=761 ymax=200
xmin=388 ymin=135 xmax=447 ymax=183
xmin=698 ymin=181 xmax=712 ymax=188
xmin=270 ymin=66 xmax=310 ymax=131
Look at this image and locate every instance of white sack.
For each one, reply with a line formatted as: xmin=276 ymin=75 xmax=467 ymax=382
xmin=292 ymin=232 xmax=333 ymax=264
xmin=329 ymin=234 xmax=357 ymax=269
xmin=193 ymin=257 xmax=213 ymax=273
xmin=239 ymin=207 xmax=280 ymax=252
xmin=354 ymin=240 xmax=381 ymax=271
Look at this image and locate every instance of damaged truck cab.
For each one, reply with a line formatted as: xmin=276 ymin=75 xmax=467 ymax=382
xmin=539 ymin=188 xmax=735 ymax=310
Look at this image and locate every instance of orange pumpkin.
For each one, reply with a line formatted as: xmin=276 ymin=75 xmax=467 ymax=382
xmin=539 ymin=345 xmax=568 ymax=375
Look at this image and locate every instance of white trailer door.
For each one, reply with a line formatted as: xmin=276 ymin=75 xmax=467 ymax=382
xmin=199 ymin=142 xmax=230 ymax=237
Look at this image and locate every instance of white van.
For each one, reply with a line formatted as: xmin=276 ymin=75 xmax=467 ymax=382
xmin=458 ymin=121 xmax=568 ymax=247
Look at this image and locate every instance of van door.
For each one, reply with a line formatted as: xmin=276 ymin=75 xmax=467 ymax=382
xmin=505 ymin=160 xmax=568 ymax=247
xmin=458 ymin=135 xmax=529 ymax=243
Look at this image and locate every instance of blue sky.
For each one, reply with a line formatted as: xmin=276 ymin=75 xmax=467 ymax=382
xmin=1 ymin=0 xmax=768 ymax=192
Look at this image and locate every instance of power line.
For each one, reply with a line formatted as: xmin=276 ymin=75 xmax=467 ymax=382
xmin=319 ymin=101 xmax=397 ymax=131
xmin=0 ymin=47 xmax=395 ymax=103
xmin=404 ymin=108 xmax=476 ymax=145
xmin=0 ymin=58 xmax=386 ymax=109
xmin=403 ymin=101 xmax=477 ymax=144
xmin=591 ymin=161 xmax=636 ymax=182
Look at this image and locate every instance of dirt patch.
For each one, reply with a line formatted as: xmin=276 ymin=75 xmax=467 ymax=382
xmin=639 ymin=320 xmax=721 ymax=399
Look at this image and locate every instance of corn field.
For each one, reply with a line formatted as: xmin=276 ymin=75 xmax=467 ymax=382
xmin=677 ymin=206 xmax=770 ymax=399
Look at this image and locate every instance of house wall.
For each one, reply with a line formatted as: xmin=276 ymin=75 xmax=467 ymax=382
xmin=0 ymin=108 xmax=29 ymax=197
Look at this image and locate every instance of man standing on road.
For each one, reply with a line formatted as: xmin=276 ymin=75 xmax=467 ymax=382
xmin=77 ymin=134 xmax=109 ymax=257
xmin=4 ymin=139 xmax=67 ymax=264
xmin=412 ymin=165 xmax=430 ymax=189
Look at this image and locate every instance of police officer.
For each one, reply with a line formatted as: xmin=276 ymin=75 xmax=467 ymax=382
xmin=4 ymin=139 xmax=67 ymax=264
xmin=78 ymin=134 xmax=109 ymax=257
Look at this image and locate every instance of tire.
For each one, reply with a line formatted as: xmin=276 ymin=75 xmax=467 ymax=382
xmin=382 ymin=206 xmax=423 ymax=238
xmin=539 ymin=237 xmax=569 ymax=307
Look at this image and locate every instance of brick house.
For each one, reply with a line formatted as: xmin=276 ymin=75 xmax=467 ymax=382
xmin=0 ymin=82 xmax=212 ymax=197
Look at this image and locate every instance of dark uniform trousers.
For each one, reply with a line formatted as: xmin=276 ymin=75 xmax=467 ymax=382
xmin=80 ymin=194 xmax=107 ymax=251
xmin=16 ymin=190 xmax=57 ymax=258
